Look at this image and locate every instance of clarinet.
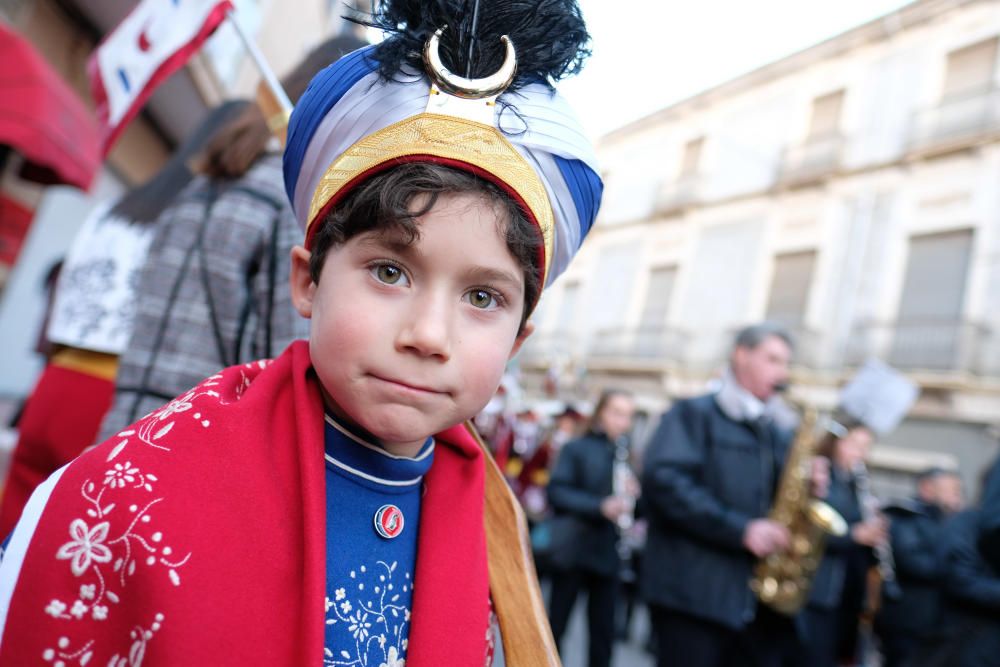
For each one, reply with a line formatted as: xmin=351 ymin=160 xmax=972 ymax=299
xmin=852 ymin=461 xmax=902 ymax=601
xmin=612 ymin=436 xmax=636 ymax=559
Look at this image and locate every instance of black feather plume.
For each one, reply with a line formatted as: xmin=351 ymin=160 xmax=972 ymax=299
xmin=354 ymin=0 xmax=591 ymax=91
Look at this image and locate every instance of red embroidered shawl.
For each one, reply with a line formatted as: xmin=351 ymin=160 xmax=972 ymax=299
xmin=0 ymin=341 xmax=490 ymax=665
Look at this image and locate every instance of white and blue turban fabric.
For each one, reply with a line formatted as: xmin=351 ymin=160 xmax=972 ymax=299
xmin=283 ymin=45 xmax=602 ymax=290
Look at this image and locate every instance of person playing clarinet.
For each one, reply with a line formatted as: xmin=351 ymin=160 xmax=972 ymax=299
xmin=801 ymin=360 xmax=919 ymax=667
xmin=800 ymin=413 xmax=889 ymax=667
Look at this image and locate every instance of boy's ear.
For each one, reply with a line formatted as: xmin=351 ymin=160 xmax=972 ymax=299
xmin=289 ymin=245 xmax=316 ymax=318
xmin=507 ymin=321 xmax=535 ymax=361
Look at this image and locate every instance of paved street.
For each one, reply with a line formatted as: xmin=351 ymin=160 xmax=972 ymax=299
xmin=543 ymin=580 xmax=655 ymax=667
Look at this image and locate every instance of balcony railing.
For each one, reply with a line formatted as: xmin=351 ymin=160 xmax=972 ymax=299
xmin=654 ymin=173 xmax=702 ymax=216
xmin=585 ymin=325 xmax=824 ymax=372
xmin=776 ymin=133 xmax=845 ymax=188
xmin=845 ymin=320 xmax=997 ymax=376
xmin=526 ymin=321 xmax=1000 ymax=380
xmin=908 ymin=86 xmax=1000 ymax=157
xmin=586 ymin=326 xmax=692 ymax=366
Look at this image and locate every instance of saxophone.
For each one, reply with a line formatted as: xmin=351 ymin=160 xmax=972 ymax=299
xmin=749 ymin=404 xmax=848 ymax=615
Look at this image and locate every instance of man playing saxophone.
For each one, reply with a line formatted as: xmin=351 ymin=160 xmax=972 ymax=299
xmin=641 ymin=322 xmax=823 ymax=667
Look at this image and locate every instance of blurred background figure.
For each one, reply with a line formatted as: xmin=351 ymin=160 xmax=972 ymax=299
xmin=547 ymin=389 xmax=637 ymax=667
xmin=800 ymin=415 xmax=888 ymax=667
xmin=800 ymin=359 xmax=920 ymax=667
xmin=96 ymin=34 xmax=365 ymax=441
xmin=3 ymin=259 xmax=62 ymax=434
xmin=0 ymin=259 xmax=60 ymax=507
xmin=474 ymin=378 xmax=517 ymax=459
xmin=915 ymin=458 xmax=1000 ymax=667
xmin=0 ymin=100 xmax=245 ymax=536
xmin=977 ymin=457 xmax=1000 ymax=573
xmin=876 ymin=467 xmax=964 ymax=667
xmin=30 ymin=260 xmax=64 ymax=362
xmin=518 ymin=404 xmax=586 ymax=581
xmin=640 ymin=322 xmax=800 ymax=667
xmin=518 ymin=405 xmax=585 ymax=524
xmin=499 ymin=408 xmax=543 ymax=483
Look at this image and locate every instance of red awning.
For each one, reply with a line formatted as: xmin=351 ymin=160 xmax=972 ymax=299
xmin=0 ymin=23 xmax=100 ymax=191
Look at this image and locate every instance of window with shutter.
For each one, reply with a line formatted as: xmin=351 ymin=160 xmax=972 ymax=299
xmin=807 ymin=90 xmax=845 ymax=139
xmin=639 ymin=266 xmax=678 ymax=330
xmin=679 ymin=137 xmax=704 ymax=176
xmin=681 ymin=220 xmax=763 ymax=332
xmin=942 ymin=37 xmax=998 ymax=99
xmin=891 ymin=230 xmax=974 ymax=370
xmin=765 ymin=251 xmax=817 ymax=328
xmin=635 ymin=266 xmax=678 ymax=358
xmin=588 ymin=242 xmax=641 ymax=336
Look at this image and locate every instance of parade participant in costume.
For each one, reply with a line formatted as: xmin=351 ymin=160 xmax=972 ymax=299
xmin=0 ymin=2 xmax=601 ymax=666
xmin=640 ymin=322 xmax=799 ymax=667
xmin=0 ymin=101 xmax=245 ymax=537
xmin=497 ymin=408 xmax=542 ymax=481
xmin=95 ymin=35 xmax=365 ymax=442
xmin=547 ymin=389 xmax=636 ymax=667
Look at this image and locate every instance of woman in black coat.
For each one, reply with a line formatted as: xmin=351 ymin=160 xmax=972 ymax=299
xmin=546 ymin=389 xmax=637 ymax=667
xmin=800 ymin=415 xmax=887 ymax=667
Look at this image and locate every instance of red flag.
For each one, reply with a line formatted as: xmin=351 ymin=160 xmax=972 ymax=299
xmin=88 ymin=0 xmax=233 ymax=155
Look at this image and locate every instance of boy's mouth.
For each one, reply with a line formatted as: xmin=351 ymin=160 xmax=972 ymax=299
xmin=370 ymin=374 xmax=448 ymax=396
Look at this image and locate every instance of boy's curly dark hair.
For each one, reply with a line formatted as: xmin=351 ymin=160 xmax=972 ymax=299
xmin=308 ymin=162 xmax=541 ymax=332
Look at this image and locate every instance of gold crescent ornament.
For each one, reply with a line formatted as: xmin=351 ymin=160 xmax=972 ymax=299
xmin=422 ymin=27 xmax=517 ymax=99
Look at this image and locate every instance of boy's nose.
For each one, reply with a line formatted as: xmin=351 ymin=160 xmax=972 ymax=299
xmin=395 ymin=295 xmax=452 ymax=361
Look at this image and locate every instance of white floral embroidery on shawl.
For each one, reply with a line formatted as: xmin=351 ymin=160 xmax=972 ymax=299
xmin=40 ymin=365 xmax=268 ymax=665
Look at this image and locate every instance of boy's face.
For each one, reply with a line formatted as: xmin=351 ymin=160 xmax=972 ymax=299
xmin=291 ymin=192 xmax=534 ymax=457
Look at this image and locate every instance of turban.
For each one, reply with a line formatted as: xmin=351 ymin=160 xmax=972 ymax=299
xmin=284 ymin=24 xmax=601 ymax=291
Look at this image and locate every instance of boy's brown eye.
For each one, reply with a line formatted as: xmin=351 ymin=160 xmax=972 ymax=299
xmin=375 ymin=264 xmax=402 ymax=284
xmin=468 ymin=289 xmax=495 ymax=309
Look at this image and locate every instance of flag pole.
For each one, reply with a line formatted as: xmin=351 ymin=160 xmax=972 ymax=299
xmin=224 ymin=7 xmax=293 ymax=140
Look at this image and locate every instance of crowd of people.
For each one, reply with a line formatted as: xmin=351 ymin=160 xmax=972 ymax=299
xmin=479 ymin=322 xmax=1000 ymax=667
xmin=0 ymin=36 xmax=367 ymax=536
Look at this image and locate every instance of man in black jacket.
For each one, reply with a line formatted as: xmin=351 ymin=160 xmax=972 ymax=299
xmin=640 ymin=322 xmax=799 ymax=667
xmin=877 ymin=467 xmax=963 ymax=667
xmin=917 ymin=507 xmax=1000 ymax=667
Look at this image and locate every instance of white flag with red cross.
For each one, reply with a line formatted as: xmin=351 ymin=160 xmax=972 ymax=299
xmin=88 ymin=0 xmax=233 ymax=155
